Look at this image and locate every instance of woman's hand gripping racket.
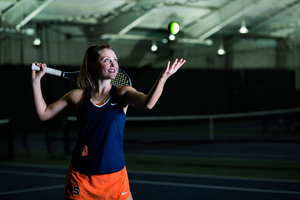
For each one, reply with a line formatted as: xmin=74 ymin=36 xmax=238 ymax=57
xmin=31 ymin=63 xmax=132 ymax=87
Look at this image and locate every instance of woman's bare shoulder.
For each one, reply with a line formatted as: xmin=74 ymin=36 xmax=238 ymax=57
xmin=69 ymin=88 xmax=85 ymax=95
xmin=116 ymin=85 xmax=136 ymax=96
xmin=64 ymin=89 xmax=85 ymax=104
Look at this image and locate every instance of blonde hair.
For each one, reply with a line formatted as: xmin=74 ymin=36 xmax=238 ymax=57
xmin=77 ymin=44 xmax=113 ymax=90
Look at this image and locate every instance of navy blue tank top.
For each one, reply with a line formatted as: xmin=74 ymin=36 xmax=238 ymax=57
xmin=71 ymin=86 xmax=126 ymax=174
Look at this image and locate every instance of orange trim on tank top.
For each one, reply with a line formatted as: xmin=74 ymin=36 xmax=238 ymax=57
xmin=80 ymin=92 xmax=105 ymax=106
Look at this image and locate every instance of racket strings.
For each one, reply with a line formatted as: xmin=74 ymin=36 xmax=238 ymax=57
xmin=111 ymin=70 xmax=131 ymax=86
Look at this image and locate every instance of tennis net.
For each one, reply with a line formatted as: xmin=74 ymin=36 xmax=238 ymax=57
xmin=63 ymin=107 xmax=300 ymax=144
xmin=123 ymin=108 xmax=300 ymax=142
xmin=43 ymin=108 xmax=299 ymax=160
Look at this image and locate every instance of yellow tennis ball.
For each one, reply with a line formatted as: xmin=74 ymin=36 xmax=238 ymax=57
xmin=168 ymin=21 xmax=180 ymax=35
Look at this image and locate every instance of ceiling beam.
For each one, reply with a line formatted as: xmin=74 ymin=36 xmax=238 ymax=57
xmin=101 ymin=33 xmax=212 ymax=45
xmin=99 ymin=0 xmax=165 ymax=35
xmin=16 ymin=0 xmax=52 ymax=30
xmin=225 ymin=0 xmax=300 ymax=45
xmin=250 ymin=0 xmax=300 ymax=33
xmin=185 ymin=0 xmax=261 ymax=40
xmin=118 ymin=9 xmax=155 ymax=35
xmin=1 ymin=0 xmax=52 ymax=29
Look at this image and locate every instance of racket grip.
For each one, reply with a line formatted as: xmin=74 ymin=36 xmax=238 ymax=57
xmin=31 ymin=63 xmax=63 ymax=77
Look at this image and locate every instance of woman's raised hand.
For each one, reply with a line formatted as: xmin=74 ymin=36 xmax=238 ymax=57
xmin=160 ymin=58 xmax=186 ymax=81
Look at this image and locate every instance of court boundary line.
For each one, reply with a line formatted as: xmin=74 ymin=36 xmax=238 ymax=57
xmin=1 ymin=167 xmax=299 ymax=195
xmin=0 ymin=169 xmax=66 ymax=178
xmin=1 ymin=170 xmax=299 ymax=195
xmin=0 ymin=184 xmax=65 ymax=196
xmin=1 ymin=162 xmax=300 ymax=183
xmin=130 ymin=180 xmax=300 ymax=195
xmin=128 ymin=170 xmax=300 ymax=183
xmin=127 ymin=150 xmax=300 ymax=161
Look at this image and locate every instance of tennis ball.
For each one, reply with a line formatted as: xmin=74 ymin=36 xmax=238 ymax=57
xmin=168 ymin=21 xmax=180 ymax=35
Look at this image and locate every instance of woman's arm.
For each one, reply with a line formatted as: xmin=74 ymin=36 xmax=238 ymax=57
xmin=32 ymin=63 xmax=82 ymax=121
xmin=122 ymin=58 xmax=186 ymax=109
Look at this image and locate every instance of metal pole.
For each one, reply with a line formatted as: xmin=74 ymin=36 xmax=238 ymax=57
xmin=294 ymin=10 xmax=300 ymax=90
xmin=209 ymin=117 xmax=214 ymax=141
xmin=8 ymin=119 xmax=14 ymax=160
xmin=19 ymin=29 xmax=24 ymax=66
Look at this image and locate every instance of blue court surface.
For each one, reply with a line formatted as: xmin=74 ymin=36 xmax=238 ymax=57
xmin=0 ymin=163 xmax=299 ymax=200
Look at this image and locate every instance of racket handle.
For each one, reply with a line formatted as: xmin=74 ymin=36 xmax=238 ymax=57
xmin=31 ymin=63 xmax=63 ymax=77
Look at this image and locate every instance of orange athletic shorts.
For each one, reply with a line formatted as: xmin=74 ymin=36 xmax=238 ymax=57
xmin=64 ymin=164 xmax=130 ymax=200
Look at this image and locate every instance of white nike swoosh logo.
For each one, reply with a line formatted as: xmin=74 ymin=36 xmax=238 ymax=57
xmin=111 ymin=103 xmax=118 ymax=106
xmin=121 ymin=192 xmax=128 ymax=195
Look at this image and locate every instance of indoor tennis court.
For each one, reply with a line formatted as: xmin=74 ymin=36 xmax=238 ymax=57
xmin=1 ymin=0 xmax=300 ymax=199
xmin=1 ymin=114 xmax=300 ymax=199
xmin=1 ymin=162 xmax=300 ymax=200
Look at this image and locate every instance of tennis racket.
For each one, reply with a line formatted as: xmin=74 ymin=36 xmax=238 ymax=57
xmin=31 ymin=63 xmax=132 ymax=86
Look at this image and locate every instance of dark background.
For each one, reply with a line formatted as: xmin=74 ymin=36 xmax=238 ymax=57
xmin=0 ymin=64 xmax=296 ymax=133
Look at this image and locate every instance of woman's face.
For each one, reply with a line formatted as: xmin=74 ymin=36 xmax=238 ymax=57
xmin=93 ymin=48 xmax=119 ymax=80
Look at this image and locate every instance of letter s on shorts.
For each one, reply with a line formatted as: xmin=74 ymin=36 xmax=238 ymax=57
xmin=72 ymin=186 xmax=80 ymax=195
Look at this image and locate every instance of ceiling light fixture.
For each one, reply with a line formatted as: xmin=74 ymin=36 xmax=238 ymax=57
xmin=217 ymin=40 xmax=225 ymax=55
xmin=33 ymin=38 xmax=41 ymax=46
xmin=25 ymin=28 xmax=35 ymax=36
xmin=239 ymin=18 xmax=249 ymax=34
xmin=33 ymin=24 xmax=41 ymax=46
xmin=151 ymin=41 xmax=158 ymax=52
xmin=169 ymin=34 xmax=175 ymax=41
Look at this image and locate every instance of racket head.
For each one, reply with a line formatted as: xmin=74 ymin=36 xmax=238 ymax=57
xmin=111 ymin=69 xmax=132 ymax=86
xmin=63 ymin=71 xmax=80 ymax=85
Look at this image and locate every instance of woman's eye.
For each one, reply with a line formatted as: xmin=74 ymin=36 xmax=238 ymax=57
xmin=114 ymin=59 xmax=118 ymax=62
xmin=104 ymin=59 xmax=109 ymax=62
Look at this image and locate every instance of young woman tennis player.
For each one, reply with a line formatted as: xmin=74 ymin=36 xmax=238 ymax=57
xmin=32 ymin=44 xmax=186 ymax=200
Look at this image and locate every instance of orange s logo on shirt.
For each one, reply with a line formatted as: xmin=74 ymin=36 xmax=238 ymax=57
xmin=81 ymin=145 xmax=88 ymax=156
